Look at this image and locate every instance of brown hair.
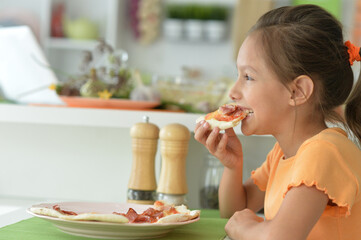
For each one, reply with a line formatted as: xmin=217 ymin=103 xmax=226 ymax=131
xmin=249 ymin=4 xmax=361 ymax=145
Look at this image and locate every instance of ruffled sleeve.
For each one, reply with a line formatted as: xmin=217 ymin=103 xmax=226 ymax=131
xmin=284 ymin=140 xmax=359 ymax=217
xmin=251 ymin=143 xmax=282 ymax=191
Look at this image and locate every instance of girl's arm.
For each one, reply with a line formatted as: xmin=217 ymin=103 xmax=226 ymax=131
xmin=225 ymin=185 xmax=329 ymax=240
xmin=194 ymin=121 xmax=265 ymax=217
xmin=219 ymin=175 xmax=265 ymax=218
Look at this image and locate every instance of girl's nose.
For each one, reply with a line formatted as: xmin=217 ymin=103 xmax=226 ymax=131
xmin=228 ymin=81 xmax=242 ymax=101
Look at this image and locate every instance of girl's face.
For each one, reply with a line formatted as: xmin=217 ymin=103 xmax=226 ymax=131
xmin=230 ymin=33 xmax=293 ymax=136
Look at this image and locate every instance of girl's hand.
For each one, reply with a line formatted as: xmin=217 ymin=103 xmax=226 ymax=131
xmin=225 ymin=186 xmax=329 ymax=240
xmin=225 ymin=209 xmax=265 ymax=240
xmin=194 ymin=120 xmax=243 ymax=169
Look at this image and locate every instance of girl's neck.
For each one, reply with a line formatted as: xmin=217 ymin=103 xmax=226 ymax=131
xmin=276 ymin=117 xmax=327 ymax=159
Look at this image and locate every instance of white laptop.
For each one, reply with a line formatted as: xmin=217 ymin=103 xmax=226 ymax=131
xmin=0 ymin=25 xmax=63 ymax=105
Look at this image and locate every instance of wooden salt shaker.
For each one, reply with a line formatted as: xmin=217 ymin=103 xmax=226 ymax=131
xmin=128 ymin=116 xmax=159 ymax=204
xmin=157 ymin=123 xmax=190 ymax=205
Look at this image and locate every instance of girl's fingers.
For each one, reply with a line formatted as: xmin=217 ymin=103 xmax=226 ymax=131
xmin=195 ymin=122 xmax=229 ymax=156
xmin=205 ymin=127 xmax=221 ymax=153
xmin=217 ymin=133 xmax=228 ymax=153
xmin=194 ymin=121 xmax=211 ymax=144
xmin=225 ymin=127 xmax=236 ymax=137
xmin=194 ymin=120 xmax=204 ymax=132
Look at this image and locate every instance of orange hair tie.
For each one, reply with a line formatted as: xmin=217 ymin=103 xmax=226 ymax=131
xmin=345 ymin=40 xmax=361 ymax=65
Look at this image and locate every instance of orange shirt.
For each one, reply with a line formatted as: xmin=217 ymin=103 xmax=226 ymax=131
xmin=251 ymin=128 xmax=361 ymax=240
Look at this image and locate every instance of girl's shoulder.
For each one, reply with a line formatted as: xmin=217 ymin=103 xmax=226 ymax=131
xmin=294 ymin=127 xmax=361 ymax=175
xmin=302 ymin=127 xmax=360 ymax=154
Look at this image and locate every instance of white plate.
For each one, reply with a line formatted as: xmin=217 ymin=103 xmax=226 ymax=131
xmin=27 ymin=202 xmax=200 ymax=239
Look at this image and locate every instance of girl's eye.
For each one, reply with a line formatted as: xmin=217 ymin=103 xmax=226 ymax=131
xmin=244 ymin=74 xmax=254 ymax=81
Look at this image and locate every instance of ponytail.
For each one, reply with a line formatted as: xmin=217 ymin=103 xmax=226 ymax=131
xmin=344 ymin=41 xmax=361 ymax=147
xmin=345 ymin=71 xmax=361 ymax=147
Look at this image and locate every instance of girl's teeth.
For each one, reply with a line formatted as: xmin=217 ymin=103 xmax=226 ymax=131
xmin=244 ymin=110 xmax=253 ymax=114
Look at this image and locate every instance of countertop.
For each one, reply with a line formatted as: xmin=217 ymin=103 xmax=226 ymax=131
xmin=0 ymin=196 xmax=60 ymax=228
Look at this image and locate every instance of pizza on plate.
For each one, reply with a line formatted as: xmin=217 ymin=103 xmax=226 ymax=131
xmin=29 ymin=200 xmax=200 ymax=224
xmin=196 ymin=103 xmax=251 ymax=130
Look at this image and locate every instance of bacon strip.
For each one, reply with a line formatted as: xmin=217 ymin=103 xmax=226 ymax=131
xmin=143 ymin=207 xmax=164 ymax=219
xmin=53 ymin=205 xmax=78 ymax=216
xmin=219 ymin=104 xmax=237 ymax=115
xmin=113 ymin=207 xmax=165 ymax=223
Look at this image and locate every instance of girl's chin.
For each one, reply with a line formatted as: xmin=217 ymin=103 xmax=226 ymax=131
xmin=240 ymin=125 xmax=253 ymax=136
xmin=242 ymin=132 xmax=253 ymax=136
xmin=240 ymin=115 xmax=253 ymax=135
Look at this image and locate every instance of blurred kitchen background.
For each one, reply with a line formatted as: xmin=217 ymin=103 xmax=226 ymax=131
xmin=0 ymin=0 xmax=359 ymax=211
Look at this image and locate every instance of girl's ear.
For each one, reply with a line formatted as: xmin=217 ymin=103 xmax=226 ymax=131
xmin=289 ymin=75 xmax=314 ymax=106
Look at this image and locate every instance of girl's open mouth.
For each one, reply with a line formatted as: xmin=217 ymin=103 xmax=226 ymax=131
xmin=244 ymin=109 xmax=254 ymax=117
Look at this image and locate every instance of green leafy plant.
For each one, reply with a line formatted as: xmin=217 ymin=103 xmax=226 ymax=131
xmin=166 ymin=4 xmax=186 ymax=19
xmin=208 ymin=6 xmax=228 ymax=21
xmin=166 ymin=4 xmax=229 ymax=21
xmin=57 ymin=40 xmax=133 ymax=99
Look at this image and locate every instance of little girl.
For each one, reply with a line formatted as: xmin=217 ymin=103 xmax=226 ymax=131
xmin=195 ymin=4 xmax=361 ymax=240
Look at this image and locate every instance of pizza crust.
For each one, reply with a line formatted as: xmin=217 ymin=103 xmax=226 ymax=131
xmin=157 ymin=208 xmax=200 ymax=223
xmin=196 ymin=116 xmax=241 ymax=130
xmin=157 ymin=213 xmax=191 ymax=223
xmin=59 ymin=213 xmax=129 ymax=223
xmin=30 ymin=207 xmax=63 ymax=218
xmin=30 ymin=207 xmax=129 ymax=223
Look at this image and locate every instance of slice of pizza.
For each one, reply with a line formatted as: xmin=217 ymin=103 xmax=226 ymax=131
xmin=196 ymin=103 xmax=250 ymax=130
xmin=29 ymin=201 xmax=200 ymax=224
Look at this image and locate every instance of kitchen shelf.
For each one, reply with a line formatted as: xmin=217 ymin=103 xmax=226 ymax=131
xmin=0 ymin=104 xmax=203 ymax=131
xmin=45 ymin=38 xmax=99 ymax=51
xmin=0 ymin=104 xmax=272 ymax=136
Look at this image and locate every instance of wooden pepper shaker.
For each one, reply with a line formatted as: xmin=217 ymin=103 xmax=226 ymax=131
xmin=157 ymin=123 xmax=190 ymax=205
xmin=128 ymin=116 xmax=159 ymax=204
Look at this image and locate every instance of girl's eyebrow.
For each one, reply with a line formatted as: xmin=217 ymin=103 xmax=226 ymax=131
xmin=236 ymin=64 xmax=258 ymax=74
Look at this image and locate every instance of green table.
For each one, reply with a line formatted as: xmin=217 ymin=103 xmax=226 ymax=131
xmin=0 ymin=210 xmax=228 ymax=240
